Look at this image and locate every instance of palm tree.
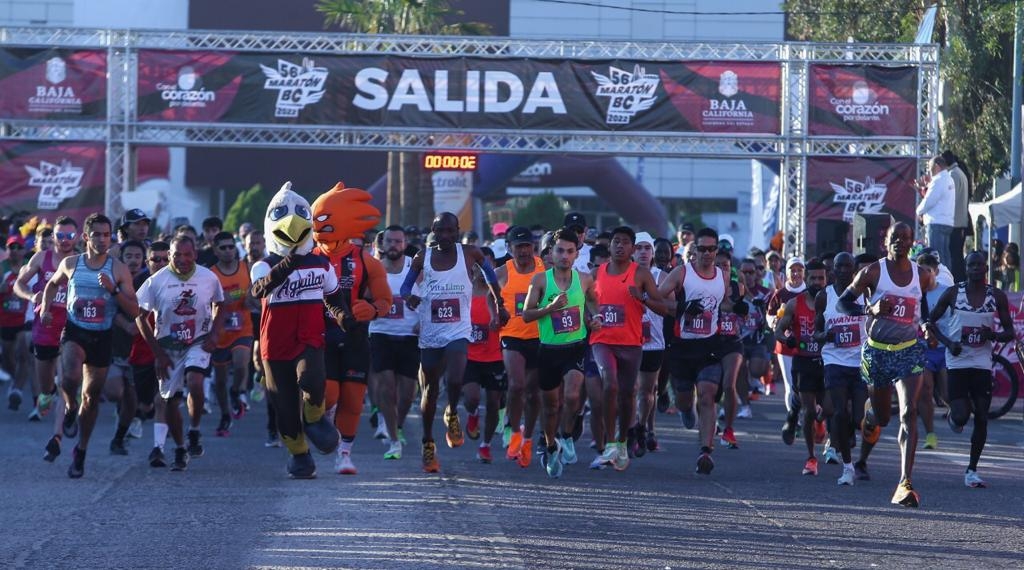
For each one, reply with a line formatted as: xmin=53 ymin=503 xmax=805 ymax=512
xmin=317 ymin=0 xmax=490 ymax=227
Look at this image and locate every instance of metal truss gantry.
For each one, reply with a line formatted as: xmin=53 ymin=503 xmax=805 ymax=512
xmin=0 ymin=27 xmax=939 ymax=256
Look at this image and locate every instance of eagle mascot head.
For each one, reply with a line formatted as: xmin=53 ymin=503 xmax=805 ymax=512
xmin=311 ymin=182 xmax=380 ymax=256
xmin=264 ymin=181 xmax=314 ymax=257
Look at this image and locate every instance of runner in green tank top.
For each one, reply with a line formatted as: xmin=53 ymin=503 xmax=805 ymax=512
xmin=523 ymin=228 xmax=600 ymax=477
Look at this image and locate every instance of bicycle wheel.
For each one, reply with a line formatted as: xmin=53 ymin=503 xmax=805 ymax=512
xmin=989 ymin=354 xmax=1019 ymax=419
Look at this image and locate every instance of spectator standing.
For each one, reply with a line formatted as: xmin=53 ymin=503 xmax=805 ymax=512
xmin=915 ymin=156 xmax=955 ymax=267
xmin=943 ymin=150 xmax=970 ymax=281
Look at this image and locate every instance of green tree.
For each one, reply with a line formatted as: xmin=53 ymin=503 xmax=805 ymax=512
xmin=224 ymin=183 xmax=269 ymax=236
xmin=317 ymin=0 xmax=489 ymax=227
xmin=784 ymin=0 xmax=1016 ymax=198
xmin=513 ymin=192 xmax=566 ymax=231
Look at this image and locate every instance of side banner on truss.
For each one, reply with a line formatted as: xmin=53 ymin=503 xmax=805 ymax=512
xmin=136 ymin=50 xmax=782 ymax=134
xmin=0 ymin=48 xmax=107 ymax=120
xmin=0 ymin=142 xmax=106 ymax=223
xmin=808 ymin=65 xmax=918 ymax=137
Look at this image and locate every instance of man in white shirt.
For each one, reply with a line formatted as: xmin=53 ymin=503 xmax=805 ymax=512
xmin=915 ymin=155 xmax=955 ymax=268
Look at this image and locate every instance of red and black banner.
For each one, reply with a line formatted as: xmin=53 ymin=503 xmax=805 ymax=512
xmin=0 ymin=142 xmax=106 ymax=224
xmin=808 ymin=65 xmax=918 ymax=137
xmin=136 ymin=51 xmax=782 ymax=134
xmin=0 ymin=48 xmax=107 ymax=120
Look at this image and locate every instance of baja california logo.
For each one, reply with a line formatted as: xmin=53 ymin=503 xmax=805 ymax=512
xmin=829 ymin=80 xmax=890 ymax=123
xmin=260 ymin=58 xmax=328 ymax=118
xmin=703 ymin=69 xmax=754 ymax=127
xmin=155 ymin=65 xmax=216 ymax=108
xmin=28 ymin=57 xmax=82 ymax=114
xmin=718 ymin=70 xmax=738 ymax=97
xmin=591 ymin=65 xmax=659 ymax=125
xmin=830 ymin=176 xmax=888 ymax=222
xmin=25 ymin=160 xmax=85 ymax=210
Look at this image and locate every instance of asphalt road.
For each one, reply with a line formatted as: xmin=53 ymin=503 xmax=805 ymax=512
xmin=1 ymin=387 xmax=1021 ymax=570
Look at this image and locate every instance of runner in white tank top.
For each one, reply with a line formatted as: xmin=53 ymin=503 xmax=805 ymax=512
xmin=418 ymin=243 xmax=473 ymax=349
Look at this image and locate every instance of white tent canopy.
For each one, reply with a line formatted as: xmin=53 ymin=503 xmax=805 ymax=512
xmin=970 ymin=183 xmax=1022 ymax=228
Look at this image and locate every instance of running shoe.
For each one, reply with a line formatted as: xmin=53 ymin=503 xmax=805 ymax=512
xmin=422 ymin=441 xmax=440 ymax=473
xmin=215 ymin=416 xmax=232 ymax=437
xmin=230 ymin=389 xmax=245 ymax=420
xmin=335 ymin=450 xmax=357 ymax=475
xmin=802 ymin=457 xmax=818 ymax=476
xmin=62 ymin=404 xmax=79 ymax=439
xmin=502 ymin=424 xmax=513 ymax=449
xmin=239 ymin=393 xmax=250 ymax=412
xmin=517 ymin=439 xmax=533 ymax=468
xmin=67 ymin=446 xmax=85 ymax=479
xmin=27 ymin=407 xmax=42 ymax=422
xmin=854 ymin=460 xmax=870 ymax=481
xmin=923 ymin=432 xmax=938 ymax=450
xmin=149 ymin=446 xmax=166 ymax=468
xmin=696 ymin=451 xmax=715 ymax=475
xmin=588 ymin=454 xmax=607 ymax=470
xmin=736 ymin=405 xmax=753 ymax=419
xmin=8 ymin=387 xmax=23 ymax=410
xmin=476 ymin=444 xmax=492 ymax=464
xmin=369 ymin=406 xmax=380 ymax=428
xmin=187 ymin=430 xmax=204 ymax=458
xmin=612 ymin=442 xmax=629 ymax=472
xmin=506 ymin=431 xmax=524 ymax=461
xmin=837 ymin=464 xmax=855 ymax=486
xmin=646 ymin=431 xmax=659 ymax=452
xmin=444 ymin=407 xmax=464 ymax=448
xmin=373 ymin=420 xmax=389 ymax=441
xmin=626 ymin=426 xmax=639 ymax=458
xmin=781 ymin=412 xmax=797 ymax=446
xmin=171 ymin=447 xmax=189 ymax=472
xmin=398 ymin=428 xmax=407 ymax=445
xmin=679 ymin=408 xmax=697 ymax=430
xmin=128 ymin=417 xmax=143 ymax=439
xmin=109 ymin=437 xmax=128 ymax=456
xmin=823 ymin=446 xmax=839 ymax=465
xmin=964 ymin=469 xmax=987 ymax=488
xmin=560 ymin=437 xmax=578 ymax=465
xmin=542 ymin=441 xmax=564 ymax=478
xmin=862 ymin=401 xmax=881 ymax=444
xmin=720 ymin=427 xmax=739 ymax=449
xmin=249 ymin=380 xmax=265 ymax=403
xmin=947 ymin=412 xmax=964 ymax=434
xmin=265 ymin=433 xmax=282 ymax=448
xmin=891 ymin=479 xmax=920 ymax=508
xmin=633 ymin=426 xmax=647 ymax=458
xmin=304 ymin=416 xmax=340 ymax=454
xmin=465 ymin=413 xmax=480 ymax=440
xmin=287 ymin=451 xmax=317 ymax=479
xmin=384 ymin=441 xmax=403 ymax=460
xmin=813 ymin=419 xmax=827 ymax=444
xmin=598 ymin=444 xmax=619 ymax=467
xmin=43 ymin=435 xmax=61 ymax=462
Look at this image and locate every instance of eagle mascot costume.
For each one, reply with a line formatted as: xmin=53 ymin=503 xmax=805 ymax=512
xmin=250 ymin=182 xmax=351 ymax=479
xmin=311 ymin=182 xmax=391 ymax=474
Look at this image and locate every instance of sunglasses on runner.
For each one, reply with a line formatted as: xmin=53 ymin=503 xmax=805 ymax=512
xmin=696 ymin=245 xmax=718 ymax=253
xmin=56 ymin=231 xmax=77 ymax=241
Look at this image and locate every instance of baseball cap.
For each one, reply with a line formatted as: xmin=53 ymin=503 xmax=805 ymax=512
xmin=403 ymin=225 xmax=420 ymax=235
xmin=507 ymin=226 xmax=534 ymax=246
xmin=120 ymin=208 xmax=150 ymax=228
xmin=491 ymin=222 xmax=510 ymax=236
xmin=490 ymin=238 xmax=507 ymax=258
xmin=679 ymin=222 xmax=695 ymax=234
xmin=786 ymin=257 xmax=805 ymax=269
xmin=719 ymin=234 xmax=735 ymax=252
xmin=6 ymin=235 xmax=25 ymax=248
xmin=563 ymin=212 xmax=587 ymax=231
xmin=634 ymin=232 xmax=654 ymax=246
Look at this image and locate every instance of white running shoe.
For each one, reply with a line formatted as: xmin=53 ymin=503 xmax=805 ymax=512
xmin=335 ymin=450 xmax=357 ymax=474
xmin=736 ymin=405 xmax=753 ymax=419
xmin=128 ymin=417 xmax=144 ymax=439
xmin=384 ymin=441 xmax=402 ymax=460
xmin=838 ymin=465 xmax=855 ymax=486
xmin=373 ymin=419 xmax=389 ymax=441
xmin=964 ymin=469 xmax=986 ymax=488
xmin=598 ymin=444 xmax=618 ymax=466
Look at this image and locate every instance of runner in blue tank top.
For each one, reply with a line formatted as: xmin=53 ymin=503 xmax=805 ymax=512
xmin=40 ymin=213 xmax=139 ymax=479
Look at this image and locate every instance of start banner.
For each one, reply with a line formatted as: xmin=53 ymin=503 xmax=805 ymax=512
xmin=0 ymin=142 xmax=106 ymax=223
xmin=808 ymin=64 xmax=918 ymax=137
xmin=136 ymin=51 xmax=782 ymax=134
xmin=0 ymin=48 xmax=107 ymax=120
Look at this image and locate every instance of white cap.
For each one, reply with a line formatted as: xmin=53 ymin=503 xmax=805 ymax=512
xmin=719 ymin=233 xmax=735 ymax=245
xmin=490 ymin=238 xmax=507 ymax=258
xmin=786 ymin=257 xmax=805 ymax=269
xmin=634 ymin=232 xmax=654 ymax=246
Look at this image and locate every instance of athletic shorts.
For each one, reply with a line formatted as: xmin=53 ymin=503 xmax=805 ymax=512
xmin=160 ymin=343 xmax=212 ymax=399
xmin=792 ymin=355 xmax=825 ymax=393
xmin=369 ymin=334 xmax=420 ymax=378
xmin=640 ymin=349 xmax=664 ymax=373
xmin=860 ymin=341 xmax=924 ymax=388
xmin=420 ymin=338 xmax=468 ymax=370
xmin=584 ymin=344 xmax=599 ymax=377
xmin=464 ymin=360 xmax=508 ymax=392
xmin=325 ymin=330 xmax=370 ymax=384
xmin=0 ymin=325 xmax=23 ymax=342
xmin=923 ymin=345 xmax=945 ymax=373
xmin=538 ymin=342 xmax=586 ymax=391
xmin=32 ymin=343 xmax=59 ymax=361
xmin=212 ymin=335 xmax=253 ymax=365
xmin=824 ymin=364 xmax=861 ymax=391
xmin=717 ymin=335 xmax=743 ymax=357
xmin=500 ymin=336 xmax=540 ymax=370
xmin=947 ymin=368 xmax=993 ymax=402
xmin=668 ymin=337 xmax=723 ymax=393
xmin=133 ymin=364 xmax=157 ymax=406
xmin=61 ymin=321 xmax=113 ymax=368
xmin=108 ymin=356 xmax=133 ymax=385
xmin=743 ymin=342 xmax=769 ymax=362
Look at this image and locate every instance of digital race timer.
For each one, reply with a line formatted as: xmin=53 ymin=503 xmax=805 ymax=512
xmin=422 ymin=152 xmax=479 ymax=171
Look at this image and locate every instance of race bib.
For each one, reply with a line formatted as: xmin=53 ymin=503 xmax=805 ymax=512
xmin=719 ymin=313 xmax=740 ymax=336
xmin=683 ymin=310 xmax=713 ymax=335
xmin=470 ymin=323 xmax=489 ymax=344
xmin=551 ymin=307 xmax=582 ymax=335
xmin=961 ymin=326 xmax=985 ymax=348
xmin=514 ymin=292 xmax=527 ymax=317
xmin=430 ymin=299 xmax=461 ymax=324
xmin=73 ymin=298 xmax=106 ymax=324
xmin=2 ymin=297 xmax=25 ymax=313
xmin=642 ymin=320 xmax=652 ymax=343
xmin=171 ymin=319 xmax=196 ymax=345
xmin=800 ymin=335 xmax=821 ymax=355
xmin=225 ymin=311 xmax=242 ymax=332
xmin=53 ymin=287 xmax=67 ymax=307
xmin=384 ymin=297 xmax=405 ymax=320
xmin=881 ymin=294 xmax=917 ymax=325
xmin=832 ymin=323 xmax=861 ymax=348
xmin=598 ymin=304 xmax=626 ymax=328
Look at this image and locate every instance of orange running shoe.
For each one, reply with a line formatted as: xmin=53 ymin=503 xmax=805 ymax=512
xmin=466 ymin=413 xmax=480 ymax=440
xmin=517 ymin=438 xmax=533 ymax=468
xmin=802 ymin=456 xmax=818 ymax=476
xmin=422 ymin=441 xmax=440 ymax=473
xmin=861 ymin=401 xmax=880 ymax=445
xmin=506 ymin=431 xmax=523 ymax=461
xmin=444 ymin=407 xmax=464 ymax=448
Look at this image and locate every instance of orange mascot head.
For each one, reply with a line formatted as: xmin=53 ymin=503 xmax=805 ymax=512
xmin=311 ymin=182 xmax=381 ymax=256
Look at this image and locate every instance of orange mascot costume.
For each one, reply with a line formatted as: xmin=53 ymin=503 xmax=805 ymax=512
xmin=311 ymin=182 xmax=392 ymax=475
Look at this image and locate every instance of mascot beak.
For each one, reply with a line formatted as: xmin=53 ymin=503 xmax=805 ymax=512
xmin=272 ymin=214 xmax=312 ymax=248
